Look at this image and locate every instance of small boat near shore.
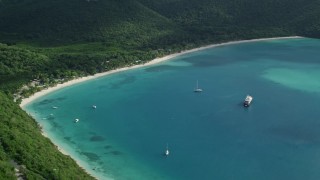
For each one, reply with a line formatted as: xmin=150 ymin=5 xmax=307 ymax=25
xmin=243 ymin=95 xmax=253 ymax=107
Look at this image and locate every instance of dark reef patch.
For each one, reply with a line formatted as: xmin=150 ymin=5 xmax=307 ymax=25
xmin=64 ymin=136 xmax=72 ymax=141
xmin=110 ymin=75 xmax=136 ymax=89
xmin=268 ymin=125 xmax=320 ymax=145
xmin=35 ymin=97 xmax=66 ymax=106
xmin=90 ymin=135 xmax=105 ymax=142
xmin=81 ymin=152 xmax=100 ymax=162
xmin=105 ymin=150 xmax=123 ymax=156
xmin=145 ymin=65 xmax=176 ymax=72
xmin=47 ymin=115 xmax=55 ymax=120
xmin=63 ymin=136 xmax=76 ymax=144
xmin=50 ymin=121 xmax=62 ymax=129
xmin=104 ymin=145 xmax=112 ymax=150
xmin=37 ymin=99 xmax=54 ymax=105
xmin=109 ymin=150 xmax=123 ymax=156
xmin=55 ymin=97 xmax=67 ymax=101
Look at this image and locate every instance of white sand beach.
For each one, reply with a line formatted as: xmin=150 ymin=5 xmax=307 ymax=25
xmin=19 ymin=36 xmax=302 ymax=179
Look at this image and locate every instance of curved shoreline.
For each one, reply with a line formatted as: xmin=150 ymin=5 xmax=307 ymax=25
xmin=20 ymin=36 xmax=301 ymax=108
xmin=20 ymin=36 xmax=302 ymax=179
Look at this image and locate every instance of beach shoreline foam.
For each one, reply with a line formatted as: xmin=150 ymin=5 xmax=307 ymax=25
xmin=20 ymin=36 xmax=302 ymax=179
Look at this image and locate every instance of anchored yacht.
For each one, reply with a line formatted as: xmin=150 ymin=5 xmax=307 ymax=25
xmin=243 ymin=95 xmax=253 ymax=107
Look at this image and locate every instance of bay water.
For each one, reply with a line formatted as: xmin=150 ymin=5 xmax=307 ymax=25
xmin=25 ymin=38 xmax=320 ymax=180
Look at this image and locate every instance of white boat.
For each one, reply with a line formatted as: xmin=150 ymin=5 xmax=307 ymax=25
xmin=92 ymin=105 xmax=97 ymax=109
xmin=243 ymin=95 xmax=253 ymax=107
xmin=194 ymin=80 xmax=203 ymax=92
xmin=52 ymin=106 xmax=58 ymax=109
xmin=165 ymin=144 xmax=169 ymax=156
xmin=75 ymin=118 xmax=79 ymax=123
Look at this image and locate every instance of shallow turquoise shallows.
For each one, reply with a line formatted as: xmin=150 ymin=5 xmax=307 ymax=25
xmin=25 ymin=38 xmax=320 ymax=180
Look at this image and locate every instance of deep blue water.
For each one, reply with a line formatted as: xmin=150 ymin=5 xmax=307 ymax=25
xmin=25 ymin=38 xmax=320 ymax=180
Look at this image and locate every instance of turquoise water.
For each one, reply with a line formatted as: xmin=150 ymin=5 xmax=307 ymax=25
xmin=25 ymin=38 xmax=320 ymax=180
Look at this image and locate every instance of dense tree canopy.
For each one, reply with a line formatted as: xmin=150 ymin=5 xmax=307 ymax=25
xmin=0 ymin=91 xmax=94 ymax=179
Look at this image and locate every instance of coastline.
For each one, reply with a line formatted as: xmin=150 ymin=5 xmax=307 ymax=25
xmin=20 ymin=36 xmax=302 ymax=179
xmin=20 ymin=36 xmax=301 ymax=108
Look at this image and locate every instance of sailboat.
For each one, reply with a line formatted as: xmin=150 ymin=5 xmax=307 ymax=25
xmin=165 ymin=143 xmax=169 ymax=156
xmin=194 ymin=80 xmax=203 ymax=92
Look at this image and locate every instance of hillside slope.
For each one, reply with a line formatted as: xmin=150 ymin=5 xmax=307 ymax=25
xmin=1 ymin=0 xmax=319 ymax=48
xmin=0 ymin=91 xmax=94 ymax=179
xmin=138 ymin=0 xmax=320 ymax=38
xmin=0 ymin=0 xmax=182 ymax=46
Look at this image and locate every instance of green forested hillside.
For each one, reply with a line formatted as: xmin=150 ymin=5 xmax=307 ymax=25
xmin=0 ymin=0 xmax=320 ymax=178
xmin=0 ymin=91 xmax=93 ymax=179
xmin=0 ymin=0 xmax=181 ymax=46
xmin=0 ymin=44 xmax=49 ymax=94
xmin=1 ymin=0 xmax=319 ymax=46
xmin=138 ymin=0 xmax=320 ymax=39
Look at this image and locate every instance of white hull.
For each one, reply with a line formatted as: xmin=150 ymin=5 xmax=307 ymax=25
xmin=244 ymin=95 xmax=253 ymax=107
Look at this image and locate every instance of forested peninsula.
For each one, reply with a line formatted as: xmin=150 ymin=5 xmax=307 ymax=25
xmin=0 ymin=0 xmax=320 ymax=178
